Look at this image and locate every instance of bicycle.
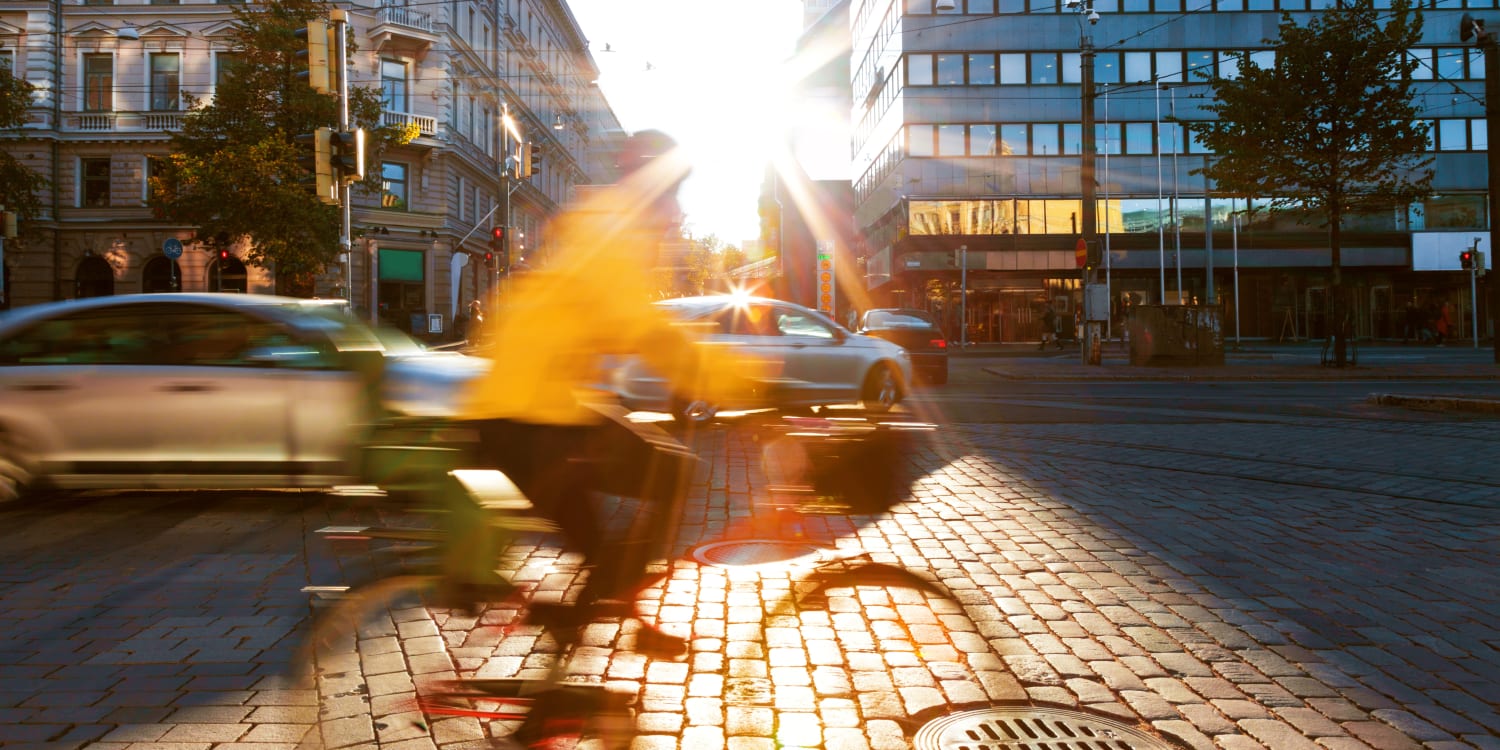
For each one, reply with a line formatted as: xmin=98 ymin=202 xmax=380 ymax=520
xmin=1320 ymin=313 xmax=1359 ymax=367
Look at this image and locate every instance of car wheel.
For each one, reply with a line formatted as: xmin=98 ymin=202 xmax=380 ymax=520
xmin=0 ymin=426 xmax=35 ymax=504
xmin=671 ymin=396 xmax=720 ymax=425
xmin=861 ymin=364 xmax=901 ymax=413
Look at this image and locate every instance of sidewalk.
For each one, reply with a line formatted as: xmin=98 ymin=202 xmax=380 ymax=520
xmin=306 ymin=408 xmax=1500 ymax=750
xmin=958 ymin=340 xmax=1500 ymax=382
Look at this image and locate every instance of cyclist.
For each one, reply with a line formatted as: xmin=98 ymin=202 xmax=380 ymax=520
xmin=451 ymin=130 xmax=770 ymax=651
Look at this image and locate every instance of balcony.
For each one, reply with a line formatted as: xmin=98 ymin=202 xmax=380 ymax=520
xmin=383 ymin=110 xmax=437 ymax=138
xmin=371 ymin=3 xmax=438 ymax=58
xmin=65 ymin=111 xmax=184 ymax=133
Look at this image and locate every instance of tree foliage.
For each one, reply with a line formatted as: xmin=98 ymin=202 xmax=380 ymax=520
xmin=0 ymin=67 xmax=47 ymax=222
xmin=1190 ymin=0 xmax=1432 ymax=257
xmin=149 ymin=0 xmax=412 ymax=284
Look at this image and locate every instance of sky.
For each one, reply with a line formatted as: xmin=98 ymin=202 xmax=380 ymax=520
xmin=565 ymin=0 xmax=809 ymax=247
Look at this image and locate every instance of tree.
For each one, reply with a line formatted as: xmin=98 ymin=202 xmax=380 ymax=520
xmin=1189 ymin=0 xmax=1432 ymax=366
xmin=149 ymin=0 xmax=413 ymax=289
xmin=0 ymin=67 xmax=47 ymax=223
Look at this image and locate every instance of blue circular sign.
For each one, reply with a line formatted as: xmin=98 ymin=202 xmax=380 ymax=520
xmin=163 ymin=238 xmax=184 ymax=259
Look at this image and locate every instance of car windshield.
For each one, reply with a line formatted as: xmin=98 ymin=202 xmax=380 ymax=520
xmin=281 ymin=302 xmax=426 ymax=356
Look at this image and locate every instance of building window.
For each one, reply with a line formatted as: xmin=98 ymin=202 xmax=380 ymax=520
xmin=457 ymin=176 xmax=467 ymax=221
xmin=907 ymin=125 xmax=935 ymax=156
xmin=381 ymin=59 xmax=408 ymax=111
xmin=1000 ymin=124 xmax=1028 ymax=155
xmin=972 ymin=124 xmax=997 ymax=155
xmin=0 ymin=50 xmax=12 ymax=73
xmin=907 ymin=54 xmax=933 ymax=86
xmin=1125 ymin=122 xmax=1153 ymax=154
xmin=1438 ymin=119 xmax=1469 ymax=150
xmin=1124 ymin=51 xmax=1151 ymax=82
xmin=382 ymin=162 xmax=409 ymax=210
xmin=936 ymin=53 xmax=964 ymax=85
xmin=999 ymin=53 xmax=1026 ymax=84
xmin=937 ymin=124 xmax=966 ymax=156
xmin=81 ymin=157 xmax=111 ymax=207
xmin=84 ymin=54 xmax=113 ymax=112
xmin=214 ymin=52 xmax=241 ymax=95
xmin=1095 ymin=52 xmax=1121 ymax=84
xmin=967 ymin=53 xmax=996 ymax=84
xmin=150 ymin=53 xmax=180 ymax=111
xmin=1029 ymin=53 xmax=1058 ymax=84
xmin=1031 ymin=123 xmax=1060 ymax=155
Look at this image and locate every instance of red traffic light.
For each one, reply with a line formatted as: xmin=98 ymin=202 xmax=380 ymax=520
xmin=491 ymin=227 xmax=505 ymax=242
xmin=483 ymin=251 xmax=494 ymax=264
xmin=1461 ymin=250 xmax=1474 ymax=270
xmin=218 ymin=248 xmax=230 ymax=261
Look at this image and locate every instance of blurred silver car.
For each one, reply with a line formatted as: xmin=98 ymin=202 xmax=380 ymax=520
xmin=0 ymin=293 xmax=487 ymax=499
xmin=606 ymin=295 xmax=912 ymax=423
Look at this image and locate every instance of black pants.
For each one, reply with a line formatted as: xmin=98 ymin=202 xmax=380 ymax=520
xmin=467 ymin=406 xmax=697 ymax=605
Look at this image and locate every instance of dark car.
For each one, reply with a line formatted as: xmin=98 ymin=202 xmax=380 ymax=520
xmin=858 ymin=308 xmax=948 ymax=385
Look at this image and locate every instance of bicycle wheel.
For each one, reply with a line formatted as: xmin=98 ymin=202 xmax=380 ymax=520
xmin=294 ymin=574 xmax=439 ymax=675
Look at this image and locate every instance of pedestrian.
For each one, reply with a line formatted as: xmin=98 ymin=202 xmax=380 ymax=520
xmin=464 ymin=299 xmax=486 ymax=348
xmin=452 ymin=130 xmax=769 ymax=652
xmin=1039 ymin=304 xmax=1061 ymax=350
xmin=1434 ymin=301 xmax=1453 ymax=346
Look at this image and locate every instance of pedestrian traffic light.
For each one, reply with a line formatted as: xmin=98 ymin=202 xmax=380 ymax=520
xmin=293 ymin=19 xmax=333 ymax=94
xmin=1461 ymin=250 xmax=1475 ymax=270
xmin=483 ymin=250 xmax=494 ymax=268
xmin=295 ymin=127 xmax=338 ymax=205
xmin=330 ymin=129 xmax=366 ymax=183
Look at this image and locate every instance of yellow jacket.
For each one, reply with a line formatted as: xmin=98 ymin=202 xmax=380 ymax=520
xmin=459 ymin=184 xmax=763 ymax=425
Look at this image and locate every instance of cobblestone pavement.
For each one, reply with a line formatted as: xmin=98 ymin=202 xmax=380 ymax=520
xmin=300 ymin=405 xmax=1500 ymax=750
xmin=0 ymin=492 xmax=331 ymax=750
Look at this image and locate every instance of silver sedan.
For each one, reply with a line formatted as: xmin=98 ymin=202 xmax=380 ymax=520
xmin=0 ymin=293 xmax=487 ymax=499
xmin=605 ymin=295 xmax=913 ymax=423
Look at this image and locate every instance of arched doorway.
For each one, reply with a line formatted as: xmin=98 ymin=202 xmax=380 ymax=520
xmin=142 ymin=255 xmax=182 ymax=292
xmin=76 ymin=255 xmax=115 ymax=298
xmin=208 ymin=256 xmax=249 ymax=292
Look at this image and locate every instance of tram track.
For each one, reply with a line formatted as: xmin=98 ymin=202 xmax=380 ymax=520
xmin=940 ymin=424 xmax=1500 ymax=511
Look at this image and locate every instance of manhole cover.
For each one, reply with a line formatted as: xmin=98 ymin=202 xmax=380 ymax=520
xmin=914 ymin=707 xmax=1175 ymax=750
xmin=690 ymin=539 xmax=825 ymax=569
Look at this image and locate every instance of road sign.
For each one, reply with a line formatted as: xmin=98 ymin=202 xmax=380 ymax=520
xmin=163 ymin=238 xmax=184 ymax=259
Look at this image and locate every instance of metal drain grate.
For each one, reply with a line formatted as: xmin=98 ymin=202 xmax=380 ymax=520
xmin=689 ymin=539 xmax=825 ymax=569
xmin=913 ymin=707 xmax=1177 ymax=750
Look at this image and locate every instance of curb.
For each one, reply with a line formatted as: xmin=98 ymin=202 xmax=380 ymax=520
xmin=980 ymin=365 xmax=1500 ymax=382
xmin=1367 ymin=392 xmax=1500 ymax=414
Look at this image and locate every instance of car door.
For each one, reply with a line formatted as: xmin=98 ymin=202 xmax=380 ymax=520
xmin=149 ymin=304 xmax=361 ymax=478
xmin=768 ymin=304 xmax=869 ymax=404
xmin=0 ymin=304 xmax=172 ymax=471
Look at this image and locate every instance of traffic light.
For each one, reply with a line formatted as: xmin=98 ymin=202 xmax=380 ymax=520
xmin=295 ymin=127 xmax=338 ymax=205
xmin=330 ymin=129 xmax=366 ymax=183
xmin=1461 ymin=250 xmax=1475 ymax=270
xmin=482 ymin=250 xmax=495 ymax=268
xmin=217 ymin=247 xmax=231 ymax=262
xmin=489 ymin=226 xmax=509 ymax=271
xmin=293 ymin=19 xmax=333 ymax=94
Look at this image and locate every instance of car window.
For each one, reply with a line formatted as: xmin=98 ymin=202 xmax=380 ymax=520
xmin=775 ymin=307 xmax=836 ymax=339
xmin=0 ymin=306 xmax=165 ymax=365
xmin=0 ymin=303 xmax=339 ymax=369
xmin=158 ymin=305 xmax=337 ymax=368
xmin=868 ymin=310 xmax=936 ymax=328
xmin=697 ymin=303 xmax=778 ymax=336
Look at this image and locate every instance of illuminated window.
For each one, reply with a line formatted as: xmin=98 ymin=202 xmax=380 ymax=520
xmin=84 ymin=54 xmax=112 ymax=112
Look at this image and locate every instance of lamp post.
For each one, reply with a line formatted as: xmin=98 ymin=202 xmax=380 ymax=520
xmin=1460 ymin=13 xmax=1499 ymax=361
xmin=1070 ymin=0 xmax=1104 ymax=364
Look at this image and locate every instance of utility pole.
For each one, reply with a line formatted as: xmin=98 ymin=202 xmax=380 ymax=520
xmin=1073 ymin=0 xmax=1104 ymax=365
xmin=331 ymin=9 xmax=355 ymax=315
xmin=1462 ymin=13 xmax=1499 ymax=361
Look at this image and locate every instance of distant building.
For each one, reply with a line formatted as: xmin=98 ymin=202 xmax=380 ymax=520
xmin=0 ymin=0 xmax=621 ymax=337
xmin=849 ymin=0 xmax=1489 ymax=344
